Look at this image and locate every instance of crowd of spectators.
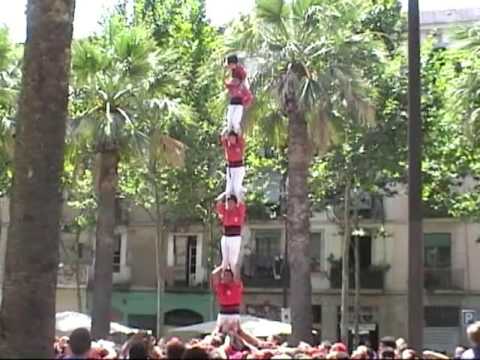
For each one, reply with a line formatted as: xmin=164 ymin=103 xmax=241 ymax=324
xmin=53 ymin=321 xmax=480 ymax=359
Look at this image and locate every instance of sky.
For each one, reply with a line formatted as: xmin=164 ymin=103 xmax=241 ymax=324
xmin=0 ymin=0 xmax=479 ymax=43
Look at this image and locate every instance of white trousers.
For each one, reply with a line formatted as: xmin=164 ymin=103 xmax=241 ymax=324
xmin=216 ymin=313 xmax=240 ymax=334
xmin=225 ymin=166 xmax=245 ymax=199
xmin=226 ymin=105 xmax=244 ymax=134
xmin=221 ymin=235 xmax=242 ymax=270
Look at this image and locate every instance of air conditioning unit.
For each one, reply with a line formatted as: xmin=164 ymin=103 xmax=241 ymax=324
xmin=281 ymin=308 xmax=291 ymax=324
xmin=357 ymin=193 xmax=373 ymax=210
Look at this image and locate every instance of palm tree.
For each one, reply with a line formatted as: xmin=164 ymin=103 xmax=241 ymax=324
xmin=0 ymin=0 xmax=75 ymax=357
xmin=71 ymin=16 xmax=185 ymax=339
xmin=227 ymin=0 xmax=377 ymax=344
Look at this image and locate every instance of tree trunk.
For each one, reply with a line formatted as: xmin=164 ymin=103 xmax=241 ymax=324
xmin=340 ymin=181 xmax=351 ymax=346
xmin=0 ymin=0 xmax=75 ymax=356
xmin=287 ymin=108 xmax=313 ymax=345
xmin=353 ymin=198 xmax=360 ymax=348
xmin=154 ymin=184 xmax=165 ymax=337
xmin=91 ymin=150 xmax=119 ymax=339
xmin=75 ymin=231 xmax=83 ymax=313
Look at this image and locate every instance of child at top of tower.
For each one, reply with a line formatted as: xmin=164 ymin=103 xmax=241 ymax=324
xmin=224 ymin=54 xmax=253 ymax=134
xmin=226 ymin=54 xmax=247 ymax=84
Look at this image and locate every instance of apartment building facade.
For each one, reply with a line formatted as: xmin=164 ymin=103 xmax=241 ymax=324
xmin=2 ymin=185 xmax=480 ymax=352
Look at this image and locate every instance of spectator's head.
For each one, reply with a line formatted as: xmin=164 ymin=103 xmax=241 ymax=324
xmin=380 ymin=336 xmax=397 ymax=350
xmin=379 ymin=347 xmax=396 ymax=359
xmin=326 ymin=351 xmax=349 ymax=359
xmin=267 ymin=335 xmax=282 ymax=346
xmin=221 ymin=268 xmax=234 ymax=284
xmin=319 ymin=340 xmax=332 ymax=353
xmin=227 ymin=131 xmax=239 ymax=144
xmin=454 ymin=345 xmax=467 ymax=359
xmin=331 ymin=342 xmax=347 ymax=353
xmin=166 ymin=338 xmax=186 ymax=359
xmin=129 ymin=341 xmax=149 ymax=360
xmin=396 ymin=338 xmax=408 ymax=352
xmin=467 ymin=321 xmax=480 ymax=346
xmin=402 ymin=348 xmax=418 ymax=360
xmin=227 ymin=194 xmax=238 ymax=208
xmin=69 ymin=328 xmax=91 ymax=357
xmin=182 ymin=346 xmax=209 ymax=359
xmin=226 ymin=54 xmax=239 ymax=69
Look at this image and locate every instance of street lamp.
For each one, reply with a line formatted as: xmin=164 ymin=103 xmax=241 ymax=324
xmin=408 ymin=0 xmax=424 ymax=351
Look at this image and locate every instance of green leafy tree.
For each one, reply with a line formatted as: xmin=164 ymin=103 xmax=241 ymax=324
xmin=71 ymin=16 xmax=185 ymax=339
xmin=0 ymin=27 xmax=20 ymax=197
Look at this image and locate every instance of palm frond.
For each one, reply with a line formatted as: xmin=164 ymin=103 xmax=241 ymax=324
xmin=149 ymin=132 xmax=186 ymax=168
xmin=256 ymin=0 xmax=288 ymax=25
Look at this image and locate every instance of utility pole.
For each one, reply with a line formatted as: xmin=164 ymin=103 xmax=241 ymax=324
xmin=408 ymin=0 xmax=424 ymax=351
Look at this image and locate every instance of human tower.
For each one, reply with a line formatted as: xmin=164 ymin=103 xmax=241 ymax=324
xmin=210 ymin=55 xmax=263 ymax=346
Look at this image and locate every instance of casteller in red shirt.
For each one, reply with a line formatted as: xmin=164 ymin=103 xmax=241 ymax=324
xmin=216 ymin=200 xmax=246 ymax=229
xmin=231 ymin=65 xmax=247 ymax=82
xmin=215 ymin=280 xmax=243 ymax=309
xmin=221 ymin=134 xmax=245 ymax=166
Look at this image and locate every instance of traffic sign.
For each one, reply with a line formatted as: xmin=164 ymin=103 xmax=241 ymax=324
xmin=462 ymin=310 xmax=477 ymax=326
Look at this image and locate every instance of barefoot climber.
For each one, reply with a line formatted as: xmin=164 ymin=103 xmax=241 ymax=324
xmin=215 ymin=194 xmax=246 ymax=278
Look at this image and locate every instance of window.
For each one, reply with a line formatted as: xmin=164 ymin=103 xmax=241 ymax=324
xmin=255 ymin=230 xmax=281 ymax=258
xmin=77 ymin=243 xmax=84 ymax=259
xmin=349 ymin=235 xmax=372 ymax=270
xmin=113 ymin=234 xmax=122 ymax=273
xmin=424 ymin=233 xmax=451 ymax=268
xmin=312 ymin=305 xmax=322 ymax=324
xmin=112 ymin=228 xmax=127 ymax=273
xmin=309 ymin=232 xmax=322 ymax=271
xmin=187 ymin=236 xmax=197 ymax=282
xmin=425 ymin=306 xmax=459 ymax=327
xmin=172 ymin=235 xmax=198 ymax=286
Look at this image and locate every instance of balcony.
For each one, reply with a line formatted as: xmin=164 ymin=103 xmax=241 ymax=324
xmin=329 ymin=266 xmax=385 ymax=290
xmin=57 ymin=264 xmax=88 ymax=287
xmin=424 ymin=267 xmax=464 ymax=291
xmin=164 ymin=265 xmax=209 ymax=291
xmin=87 ymin=265 xmax=132 ymax=288
xmin=113 ymin=265 xmax=132 ymax=285
xmin=242 ymin=254 xmax=290 ymax=288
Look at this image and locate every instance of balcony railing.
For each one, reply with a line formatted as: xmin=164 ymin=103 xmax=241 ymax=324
xmin=57 ymin=264 xmax=88 ymax=287
xmin=329 ymin=266 xmax=385 ymax=290
xmin=424 ymin=267 xmax=464 ymax=290
xmin=87 ymin=264 xmax=132 ymax=288
xmin=242 ymin=254 xmax=289 ymax=288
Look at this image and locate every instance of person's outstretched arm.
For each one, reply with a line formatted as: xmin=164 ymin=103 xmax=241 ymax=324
xmin=215 ymin=196 xmax=226 ymax=220
xmin=237 ymin=326 xmax=264 ymax=348
xmin=210 ymin=265 xmax=223 ymax=290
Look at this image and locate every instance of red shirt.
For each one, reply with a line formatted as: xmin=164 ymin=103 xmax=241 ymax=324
xmin=222 ymin=136 xmax=245 ymax=164
xmin=232 ymin=65 xmax=247 ymax=81
xmin=216 ymin=202 xmax=246 ymax=227
xmin=215 ymin=281 xmax=243 ymax=307
xmin=226 ymin=65 xmax=253 ymax=107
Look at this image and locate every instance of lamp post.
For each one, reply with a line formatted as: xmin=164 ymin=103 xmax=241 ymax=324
xmin=408 ymin=0 xmax=424 ymax=351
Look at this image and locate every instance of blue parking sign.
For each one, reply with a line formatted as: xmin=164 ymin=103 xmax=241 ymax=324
xmin=462 ymin=310 xmax=477 ymax=326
